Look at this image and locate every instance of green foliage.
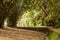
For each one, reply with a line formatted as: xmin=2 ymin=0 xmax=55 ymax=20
xmin=17 ymin=9 xmax=43 ymax=27
xmin=48 ymin=31 xmax=59 ymax=40
xmin=15 ymin=0 xmax=60 ymax=28
xmin=0 ymin=0 xmax=60 ymax=40
xmin=0 ymin=0 xmax=60 ymax=28
xmin=3 ymin=0 xmax=11 ymax=3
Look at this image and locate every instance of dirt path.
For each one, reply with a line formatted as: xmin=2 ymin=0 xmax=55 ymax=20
xmin=0 ymin=36 xmax=14 ymax=40
xmin=0 ymin=27 xmax=48 ymax=40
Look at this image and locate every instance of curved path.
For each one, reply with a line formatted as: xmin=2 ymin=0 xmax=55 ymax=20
xmin=0 ymin=27 xmax=48 ymax=40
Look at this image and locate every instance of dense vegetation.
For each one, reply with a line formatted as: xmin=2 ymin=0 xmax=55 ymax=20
xmin=0 ymin=0 xmax=60 ymax=40
xmin=0 ymin=0 xmax=60 ymax=28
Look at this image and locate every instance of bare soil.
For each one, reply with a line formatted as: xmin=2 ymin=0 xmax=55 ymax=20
xmin=0 ymin=27 xmax=48 ymax=40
